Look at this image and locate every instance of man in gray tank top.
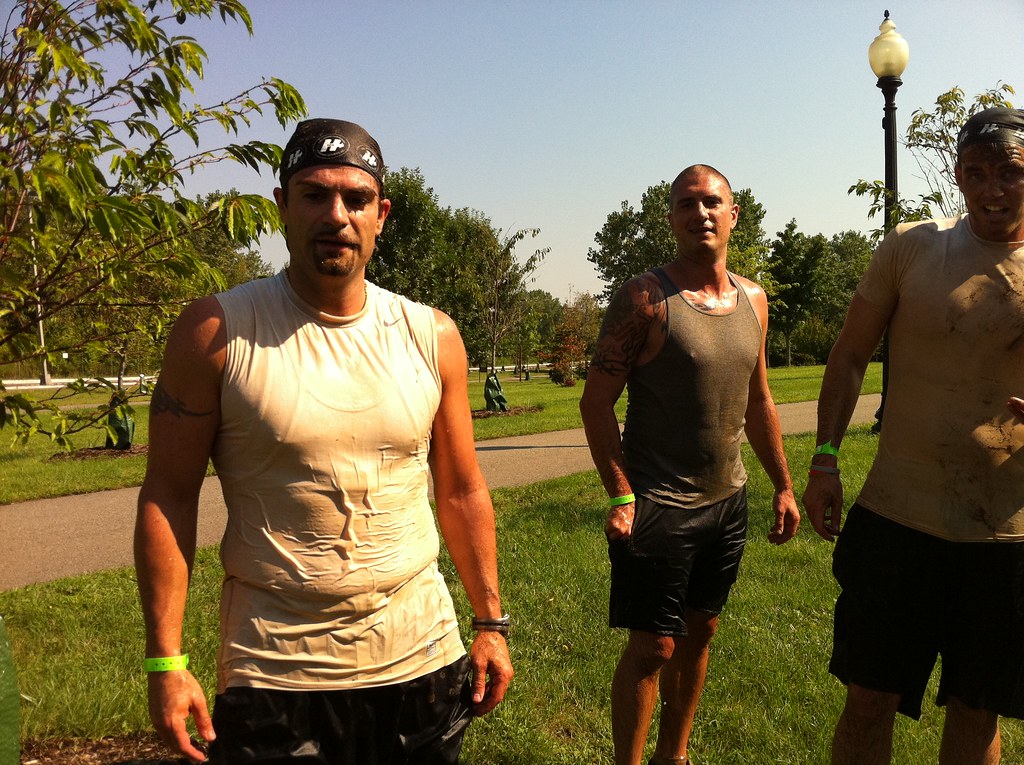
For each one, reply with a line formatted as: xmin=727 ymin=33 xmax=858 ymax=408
xmin=581 ymin=165 xmax=800 ymax=765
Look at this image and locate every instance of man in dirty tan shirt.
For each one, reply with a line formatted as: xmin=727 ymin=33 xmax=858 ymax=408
xmin=804 ymin=106 xmax=1024 ymax=764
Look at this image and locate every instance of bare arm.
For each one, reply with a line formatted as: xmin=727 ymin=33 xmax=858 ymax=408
xmin=739 ymin=279 xmax=799 ymax=544
xmin=579 ymin=275 xmax=663 ymax=539
xmin=134 ymin=296 xmax=225 ymax=762
xmin=802 ymin=293 xmax=890 ymax=541
xmin=428 ymin=310 xmax=513 ymax=717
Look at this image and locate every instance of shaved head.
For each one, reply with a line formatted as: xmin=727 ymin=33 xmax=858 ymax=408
xmin=670 ymin=165 xmax=733 ymax=207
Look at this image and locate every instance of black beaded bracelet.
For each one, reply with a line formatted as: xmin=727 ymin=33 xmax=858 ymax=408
xmin=471 ymin=613 xmax=511 ymax=636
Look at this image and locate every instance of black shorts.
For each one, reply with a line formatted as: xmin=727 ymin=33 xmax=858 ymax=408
xmin=831 ymin=504 xmax=1024 ymax=720
xmin=207 ymin=655 xmax=473 ymax=764
xmin=608 ymin=487 xmax=748 ymax=636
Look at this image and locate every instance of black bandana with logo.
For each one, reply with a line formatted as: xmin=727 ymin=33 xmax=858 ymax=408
xmin=279 ymin=119 xmax=385 ymax=192
xmin=956 ymin=107 xmax=1024 ymax=154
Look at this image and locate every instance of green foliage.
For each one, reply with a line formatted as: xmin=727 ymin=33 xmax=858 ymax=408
xmin=525 ymin=289 xmax=563 ymax=348
xmin=766 ymin=227 xmax=874 ymax=367
xmin=727 ymin=188 xmax=776 ymax=293
xmin=587 ymin=181 xmax=676 ymax=302
xmin=849 ymin=82 xmax=1016 ymax=234
xmin=543 ymin=291 xmax=601 ymax=386
xmin=370 ymin=167 xmax=451 ymax=304
xmin=587 ymin=182 xmax=773 ymax=301
xmin=816 ymin=230 xmax=875 ymax=319
xmin=0 ymin=0 xmax=306 ymax=448
xmin=477 ymin=228 xmax=548 ymax=373
xmin=766 ymin=220 xmax=831 ymax=366
xmin=439 ymin=207 xmax=502 ymax=366
xmin=507 ymin=290 xmax=560 ymax=379
xmin=371 ymin=168 xmax=550 ymax=372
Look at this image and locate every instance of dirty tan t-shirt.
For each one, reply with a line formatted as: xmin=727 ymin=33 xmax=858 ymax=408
xmin=856 ymin=216 xmax=1024 ymax=541
xmin=211 ymin=272 xmax=464 ymax=692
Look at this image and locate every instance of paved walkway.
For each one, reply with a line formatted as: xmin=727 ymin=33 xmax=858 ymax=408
xmin=0 ymin=395 xmax=881 ymax=590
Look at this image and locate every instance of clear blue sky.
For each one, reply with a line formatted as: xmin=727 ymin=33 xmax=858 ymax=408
xmin=177 ymin=0 xmax=1024 ymax=301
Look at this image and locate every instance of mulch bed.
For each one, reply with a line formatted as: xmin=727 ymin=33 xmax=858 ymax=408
xmin=470 ymin=406 xmax=539 ymax=419
xmin=40 ymin=411 xmax=537 ymax=461
xmin=20 ymin=734 xmax=187 ymax=764
xmin=47 ymin=445 xmax=148 ymax=462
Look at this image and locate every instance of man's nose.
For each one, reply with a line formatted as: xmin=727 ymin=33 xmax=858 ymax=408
xmin=985 ymin=175 xmax=1006 ymax=197
xmin=325 ymin=194 xmax=350 ymax=223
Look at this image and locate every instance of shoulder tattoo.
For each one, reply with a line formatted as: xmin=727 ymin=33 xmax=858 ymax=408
xmin=590 ymin=279 xmax=666 ymax=376
xmin=151 ymin=380 xmax=214 ymax=419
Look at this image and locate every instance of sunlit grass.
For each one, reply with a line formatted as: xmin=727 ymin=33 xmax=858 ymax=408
xmin=4 ymin=425 xmax=1020 ymax=762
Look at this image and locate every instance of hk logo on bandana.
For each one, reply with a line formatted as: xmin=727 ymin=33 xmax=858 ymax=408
xmin=315 ymin=136 xmax=348 ymax=157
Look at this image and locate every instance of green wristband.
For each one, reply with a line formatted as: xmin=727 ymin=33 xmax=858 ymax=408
xmin=608 ymin=493 xmax=635 ymax=506
xmin=143 ymin=654 xmax=189 ymax=672
xmin=813 ymin=442 xmax=840 ymax=457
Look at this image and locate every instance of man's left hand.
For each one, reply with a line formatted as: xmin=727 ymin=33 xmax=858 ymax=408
xmin=767 ymin=488 xmax=800 ymax=545
xmin=468 ymin=630 xmax=513 ymax=716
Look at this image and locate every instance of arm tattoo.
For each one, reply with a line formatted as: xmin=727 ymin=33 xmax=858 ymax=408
xmin=151 ymin=380 xmax=214 ymax=419
xmin=590 ymin=277 xmax=666 ymax=376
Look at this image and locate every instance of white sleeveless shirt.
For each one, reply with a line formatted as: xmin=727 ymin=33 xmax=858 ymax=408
xmin=212 ymin=272 xmax=464 ymax=692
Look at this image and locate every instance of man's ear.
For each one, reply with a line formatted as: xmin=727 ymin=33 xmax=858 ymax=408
xmin=376 ymin=197 xmax=392 ymax=232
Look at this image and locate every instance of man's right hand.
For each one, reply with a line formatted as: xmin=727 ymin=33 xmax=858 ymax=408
xmin=802 ymin=474 xmax=843 ymax=543
xmin=605 ymin=502 xmax=635 ymax=540
xmin=148 ymin=670 xmax=215 ymax=762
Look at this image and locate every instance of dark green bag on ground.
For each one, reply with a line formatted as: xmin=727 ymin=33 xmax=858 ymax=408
xmin=484 ymin=372 xmax=509 ymax=412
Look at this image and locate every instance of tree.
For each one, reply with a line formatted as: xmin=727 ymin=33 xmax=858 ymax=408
xmin=780 ymin=229 xmax=874 ymax=366
xmin=508 ymin=289 xmax=560 ymax=380
xmin=0 ymin=0 xmax=305 ymax=447
xmin=55 ymin=189 xmax=274 ymax=386
xmin=587 ymin=182 xmax=774 ymax=301
xmin=370 ymin=167 xmax=449 ymax=305
xmin=728 ymin=188 xmax=776 ymax=291
xmin=764 ymin=228 xmax=874 ymax=367
xmin=372 ymin=170 xmax=533 ymax=371
xmin=587 ymin=182 xmax=675 ymax=302
xmin=433 ymin=208 xmax=492 ymax=367
xmin=814 ymin=230 xmax=874 ymax=324
xmin=849 ymin=82 xmax=1015 ymax=233
xmin=475 ymin=228 xmax=548 ymax=374
xmin=765 ymin=220 xmax=830 ymax=366
xmin=192 ymin=192 xmax=275 ymax=287
xmin=544 ymin=291 xmax=602 ymax=386
xmin=524 ymin=288 xmax=563 ymax=353
xmin=371 ymin=168 xmax=554 ymax=374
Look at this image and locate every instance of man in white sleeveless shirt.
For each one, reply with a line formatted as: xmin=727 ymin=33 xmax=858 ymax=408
xmin=135 ymin=119 xmax=513 ymax=763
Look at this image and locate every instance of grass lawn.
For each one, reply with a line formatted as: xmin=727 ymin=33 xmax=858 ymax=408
xmin=2 ymin=425 xmax=1021 ymax=762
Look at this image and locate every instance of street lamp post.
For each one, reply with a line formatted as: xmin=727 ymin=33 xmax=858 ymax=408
xmin=32 ymin=261 xmax=51 ymax=386
xmin=28 ymin=210 xmax=52 ymax=386
xmin=868 ymin=10 xmax=909 ymax=430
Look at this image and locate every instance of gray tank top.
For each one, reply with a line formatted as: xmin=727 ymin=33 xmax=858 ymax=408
xmin=622 ymin=268 xmax=762 ymax=509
